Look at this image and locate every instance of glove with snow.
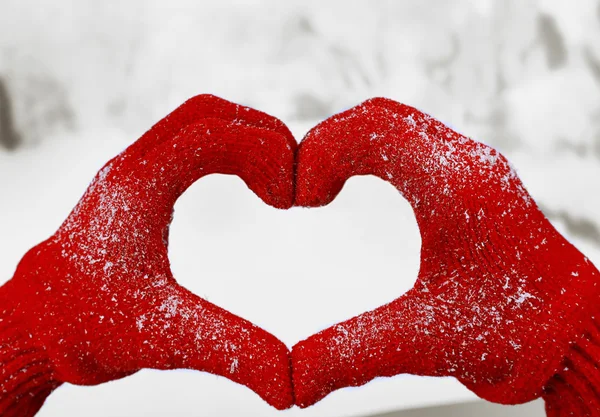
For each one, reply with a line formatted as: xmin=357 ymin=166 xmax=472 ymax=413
xmin=292 ymin=98 xmax=600 ymax=417
xmin=0 ymin=95 xmax=296 ymax=416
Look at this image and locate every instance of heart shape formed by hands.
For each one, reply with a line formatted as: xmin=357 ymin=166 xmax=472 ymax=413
xmin=1 ymin=95 xmax=599 ymax=417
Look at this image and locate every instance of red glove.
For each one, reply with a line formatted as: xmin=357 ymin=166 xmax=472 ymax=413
xmin=0 ymin=95 xmax=296 ymax=416
xmin=292 ymin=97 xmax=600 ymax=416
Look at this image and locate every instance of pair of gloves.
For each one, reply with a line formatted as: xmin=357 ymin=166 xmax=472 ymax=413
xmin=1 ymin=95 xmax=599 ymax=417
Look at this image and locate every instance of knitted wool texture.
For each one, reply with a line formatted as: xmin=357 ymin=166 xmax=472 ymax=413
xmin=292 ymin=98 xmax=600 ymax=417
xmin=3 ymin=95 xmax=600 ymax=417
xmin=0 ymin=95 xmax=296 ymax=416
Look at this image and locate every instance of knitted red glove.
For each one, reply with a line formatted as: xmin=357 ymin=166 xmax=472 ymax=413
xmin=292 ymin=98 xmax=600 ymax=416
xmin=0 ymin=95 xmax=296 ymax=416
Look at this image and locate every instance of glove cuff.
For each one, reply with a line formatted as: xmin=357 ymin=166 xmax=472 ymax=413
xmin=543 ymin=318 xmax=600 ymax=416
xmin=0 ymin=314 xmax=61 ymax=417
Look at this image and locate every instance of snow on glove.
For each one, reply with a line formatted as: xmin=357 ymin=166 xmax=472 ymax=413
xmin=292 ymin=97 xmax=600 ymax=416
xmin=0 ymin=95 xmax=296 ymax=416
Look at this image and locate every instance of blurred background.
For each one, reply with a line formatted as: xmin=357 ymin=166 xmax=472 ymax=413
xmin=1 ymin=0 xmax=599 ymax=416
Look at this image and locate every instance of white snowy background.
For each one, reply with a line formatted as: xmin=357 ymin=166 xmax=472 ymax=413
xmin=1 ymin=0 xmax=600 ymax=416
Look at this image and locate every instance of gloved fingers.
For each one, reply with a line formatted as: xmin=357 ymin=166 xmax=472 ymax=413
xmin=291 ymin=291 xmax=454 ymax=408
xmin=127 ymin=284 xmax=294 ymax=410
xmin=66 ymin=95 xmax=296 ymax=227
xmin=294 ymin=97 xmax=531 ymax=225
xmin=113 ymin=94 xmax=295 ymax=170
xmin=135 ymin=117 xmax=296 ymax=210
xmin=111 ymin=117 xmax=296 ymax=247
xmin=294 ymin=97 xmax=440 ymax=208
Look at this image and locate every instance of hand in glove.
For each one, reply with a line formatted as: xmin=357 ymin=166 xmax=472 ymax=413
xmin=292 ymin=98 xmax=600 ymax=417
xmin=0 ymin=95 xmax=296 ymax=416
